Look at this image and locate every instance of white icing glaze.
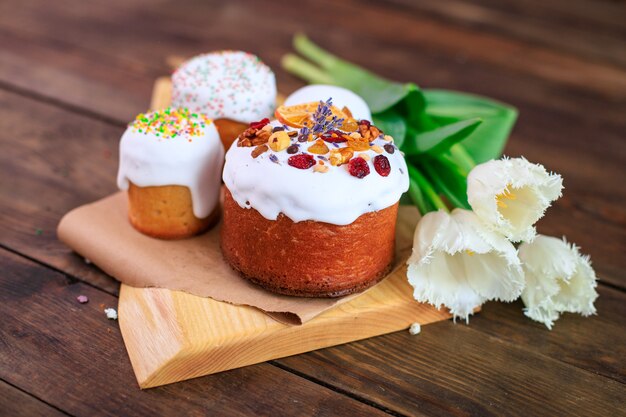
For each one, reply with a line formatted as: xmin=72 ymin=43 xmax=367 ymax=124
xmin=285 ymin=85 xmax=372 ymax=121
xmin=171 ymin=51 xmax=276 ymax=124
xmin=223 ymin=123 xmax=409 ymax=226
xmin=117 ymin=111 xmax=224 ymax=219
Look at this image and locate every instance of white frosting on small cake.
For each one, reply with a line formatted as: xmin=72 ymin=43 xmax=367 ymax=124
xmin=171 ymin=51 xmax=276 ymax=124
xmin=285 ymin=85 xmax=372 ymax=121
xmin=223 ymin=115 xmax=409 ymax=225
xmin=117 ymin=108 xmax=224 ymax=219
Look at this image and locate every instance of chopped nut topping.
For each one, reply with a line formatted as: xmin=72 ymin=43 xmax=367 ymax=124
xmin=251 ymin=144 xmax=269 ymax=158
xmin=359 ymin=153 xmax=371 ymax=161
xmin=237 ymin=126 xmax=271 ymax=147
xmin=313 ymin=164 xmax=329 ymax=173
xmin=371 ymin=145 xmax=383 ymax=154
xmin=329 ymin=147 xmax=354 ymax=166
xmin=358 ymin=122 xmax=382 ymax=141
xmin=383 ymin=135 xmax=394 ymax=142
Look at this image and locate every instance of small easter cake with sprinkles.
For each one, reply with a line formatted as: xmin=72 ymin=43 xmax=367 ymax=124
xmin=172 ymin=50 xmax=276 ymax=150
xmin=117 ymin=107 xmax=224 ymax=239
xmin=221 ymin=85 xmax=409 ymax=297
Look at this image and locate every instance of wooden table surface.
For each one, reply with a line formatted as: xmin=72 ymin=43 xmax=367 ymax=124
xmin=1 ymin=1 xmax=625 ymax=416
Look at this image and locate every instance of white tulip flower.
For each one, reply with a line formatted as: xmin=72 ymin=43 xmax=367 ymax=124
xmin=519 ymin=235 xmax=598 ymax=329
xmin=467 ymin=157 xmax=563 ymax=242
xmin=407 ymin=209 xmax=525 ymax=322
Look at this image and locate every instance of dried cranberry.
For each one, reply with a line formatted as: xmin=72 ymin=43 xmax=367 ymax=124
xmin=384 ymin=143 xmax=395 ymax=154
xmin=320 ymin=129 xmax=348 ymax=143
xmin=249 ymin=118 xmax=270 ymax=129
xmin=288 ymin=154 xmax=315 ymax=169
xmin=358 ymin=119 xmax=371 ymax=127
xmin=286 ymin=144 xmax=299 ymax=154
xmin=373 ymin=155 xmax=391 ymax=177
xmin=348 ymin=157 xmax=370 ymax=178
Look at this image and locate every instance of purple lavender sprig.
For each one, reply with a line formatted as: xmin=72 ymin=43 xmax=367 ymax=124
xmin=310 ymin=98 xmax=344 ymax=135
xmin=269 ymin=154 xmax=281 ymax=165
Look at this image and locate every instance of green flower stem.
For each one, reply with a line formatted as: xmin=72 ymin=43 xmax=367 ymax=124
xmin=407 ymin=164 xmax=449 ymax=213
xmin=435 ymin=153 xmax=468 ymax=179
xmin=293 ymin=33 xmax=338 ymax=69
xmin=407 ymin=177 xmax=430 ymax=214
xmin=449 ymin=143 xmax=477 ymax=174
xmin=421 ymin=160 xmax=470 ymax=209
xmin=281 ymin=54 xmax=333 ymax=84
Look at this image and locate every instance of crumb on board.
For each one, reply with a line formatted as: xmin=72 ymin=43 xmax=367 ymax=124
xmin=104 ymin=308 xmax=118 ymax=320
xmin=76 ymin=295 xmax=89 ymax=304
xmin=409 ymin=322 xmax=421 ymax=335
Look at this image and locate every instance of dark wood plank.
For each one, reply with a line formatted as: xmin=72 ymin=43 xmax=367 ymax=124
xmin=275 ymin=306 xmax=626 ymax=416
xmin=461 ymin=287 xmax=626 ymax=383
xmin=0 ymin=26 xmax=154 ymax=124
xmin=0 ymin=249 xmax=390 ymax=417
xmin=0 ymin=0 xmax=624 ymax=124
xmin=0 ymin=381 xmax=68 ymax=417
xmin=0 ymin=91 xmax=122 ymax=294
xmin=379 ymin=0 xmax=626 ymax=67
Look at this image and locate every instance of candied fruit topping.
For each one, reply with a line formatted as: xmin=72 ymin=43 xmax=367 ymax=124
xmin=347 ymin=135 xmax=371 ymax=151
xmin=249 ymin=118 xmax=270 ymax=129
xmin=320 ymin=129 xmax=348 ymax=143
xmin=286 ymin=144 xmax=299 ymax=154
xmin=308 ymin=139 xmax=330 ymax=155
xmin=384 ymin=143 xmax=395 ymax=154
xmin=268 ymin=131 xmax=291 ymax=152
xmin=340 ymin=117 xmax=359 ymax=132
xmin=288 ymin=154 xmax=316 ymax=169
xmin=348 ymin=157 xmax=370 ymax=178
xmin=373 ymin=155 xmax=391 ymax=177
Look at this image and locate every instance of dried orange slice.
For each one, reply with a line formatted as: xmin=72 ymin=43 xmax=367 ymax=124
xmin=275 ymin=102 xmax=357 ymax=131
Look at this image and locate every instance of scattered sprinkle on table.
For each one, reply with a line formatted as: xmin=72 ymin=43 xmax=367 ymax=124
xmin=104 ymin=308 xmax=118 ymax=320
xmin=409 ymin=322 xmax=421 ymax=335
xmin=76 ymin=295 xmax=89 ymax=304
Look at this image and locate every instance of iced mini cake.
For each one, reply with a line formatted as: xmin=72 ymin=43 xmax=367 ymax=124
xmin=172 ymin=50 xmax=277 ymax=150
xmin=221 ymin=89 xmax=409 ymax=297
xmin=117 ymin=108 xmax=224 ymax=239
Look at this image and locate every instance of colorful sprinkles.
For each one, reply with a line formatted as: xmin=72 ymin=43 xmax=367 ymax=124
xmin=172 ymin=51 xmax=275 ymax=120
xmin=129 ymin=107 xmax=210 ymax=140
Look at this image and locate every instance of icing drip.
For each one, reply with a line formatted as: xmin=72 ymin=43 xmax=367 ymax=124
xmin=172 ymin=50 xmax=277 ymax=124
xmin=117 ymin=108 xmax=224 ymax=218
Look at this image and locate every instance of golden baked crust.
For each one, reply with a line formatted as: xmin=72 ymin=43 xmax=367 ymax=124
xmin=214 ymin=118 xmax=249 ymax=150
xmin=127 ymin=183 xmax=219 ymax=239
xmin=221 ymin=189 xmax=397 ymax=297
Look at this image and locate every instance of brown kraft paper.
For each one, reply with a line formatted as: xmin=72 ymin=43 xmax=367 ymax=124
xmin=57 ymin=192 xmax=419 ymax=325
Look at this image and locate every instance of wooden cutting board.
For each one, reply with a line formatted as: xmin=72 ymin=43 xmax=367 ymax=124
xmin=118 ymin=78 xmax=453 ymax=389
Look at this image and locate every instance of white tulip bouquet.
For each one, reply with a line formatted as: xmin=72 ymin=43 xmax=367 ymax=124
xmin=283 ymin=34 xmax=599 ymax=329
